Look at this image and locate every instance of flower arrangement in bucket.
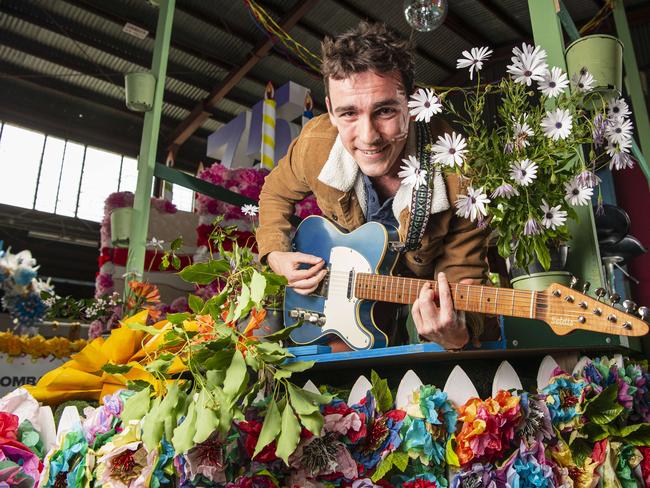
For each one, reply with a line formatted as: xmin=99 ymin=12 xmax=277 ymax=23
xmin=405 ymin=43 xmax=636 ymax=272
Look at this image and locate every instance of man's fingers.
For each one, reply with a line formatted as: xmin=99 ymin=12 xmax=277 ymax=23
xmin=288 ymin=269 xmax=327 ymax=294
xmin=437 ymin=272 xmax=455 ymax=324
xmin=417 ymin=283 xmax=439 ymax=328
xmin=288 ymin=261 xmax=325 ymax=282
xmin=293 ymin=253 xmax=324 ymax=265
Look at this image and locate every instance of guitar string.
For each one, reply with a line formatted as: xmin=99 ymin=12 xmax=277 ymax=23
xmin=312 ymin=275 xmax=641 ymax=327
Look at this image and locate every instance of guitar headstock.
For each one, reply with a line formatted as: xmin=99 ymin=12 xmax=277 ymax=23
xmin=541 ymin=283 xmax=649 ymax=337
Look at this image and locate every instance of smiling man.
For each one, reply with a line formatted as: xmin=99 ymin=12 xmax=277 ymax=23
xmin=257 ymin=21 xmax=492 ymax=350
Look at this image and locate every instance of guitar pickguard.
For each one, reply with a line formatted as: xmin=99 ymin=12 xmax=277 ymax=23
xmin=322 ymin=246 xmax=373 ymax=349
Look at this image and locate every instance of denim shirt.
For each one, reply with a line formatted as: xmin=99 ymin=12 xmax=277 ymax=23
xmin=362 ymin=174 xmax=399 ymax=229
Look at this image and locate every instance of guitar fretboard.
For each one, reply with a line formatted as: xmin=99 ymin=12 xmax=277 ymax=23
xmin=354 ymin=273 xmax=542 ymax=319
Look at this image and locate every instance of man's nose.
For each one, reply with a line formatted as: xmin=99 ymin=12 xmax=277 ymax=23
xmin=358 ymin=116 xmax=380 ymax=145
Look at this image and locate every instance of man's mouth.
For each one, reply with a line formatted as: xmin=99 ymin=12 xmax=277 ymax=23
xmin=358 ymin=146 xmax=386 ymax=156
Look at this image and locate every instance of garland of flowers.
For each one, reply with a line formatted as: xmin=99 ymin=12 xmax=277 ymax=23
xmin=12 ymin=352 xmax=650 ymax=487
xmin=0 ymin=331 xmax=86 ymax=359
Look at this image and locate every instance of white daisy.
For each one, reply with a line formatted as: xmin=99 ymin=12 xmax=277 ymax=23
xmin=507 ymin=43 xmax=548 ymax=86
xmin=513 ymin=115 xmax=534 ymax=150
xmin=398 ymin=155 xmax=427 ymax=189
xmin=510 ymin=159 xmax=538 ymax=187
xmin=241 ymin=204 xmax=259 ymax=217
xmin=607 ymin=97 xmax=631 ymax=119
xmin=491 ymin=183 xmax=519 ymax=199
xmin=571 ymin=68 xmax=595 ymax=92
xmin=146 ymin=237 xmax=165 ymax=250
xmin=541 ymin=108 xmax=573 ymax=140
xmin=564 ymin=180 xmax=593 ymax=206
xmin=538 ymin=67 xmax=569 ymax=97
xmin=605 ymin=117 xmax=634 ymax=146
xmin=456 ymin=46 xmax=493 ymax=80
xmin=575 ymin=170 xmax=601 ymax=188
xmin=540 ymin=200 xmax=567 ymax=230
xmin=408 ymin=88 xmax=442 ymax=123
xmin=454 ymin=187 xmax=490 ymax=222
xmin=524 ymin=217 xmax=540 ymax=236
xmin=609 ymin=151 xmax=635 ymax=170
xmin=431 ymin=131 xmax=468 ymax=167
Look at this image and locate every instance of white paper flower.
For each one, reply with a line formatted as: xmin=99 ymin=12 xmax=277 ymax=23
xmin=607 ymin=97 xmax=631 ymax=119
xmin=241 ymin=204 xmax=259 ymax=217
xmin=146 ymin=237 xmax=165 ymax=250
xmin=456 ymin=46 xmax=493 ymax=80
xmin=507 ymin=43 xmax=548 ymax=86
xmin=541 ymin=108 xmax=573 ymax=140
xmin=571 ymin=68 xmax=595 ymax=92
xmin=605 ymin=117 xmax=634 ymax=146
xmin=408 ymin=88 xmax=442 ymax=123
xmin=540 ymin=200 xmax=567 ymax=230
xmin=524 ymin=217 xmax=540 ymax=236
xmin=513 ymin=116 xmax=534 ymax=150
xmin=398 ymin=155 xmax=427 ymax=189
xmin=510 ymin=159 xmax=538 ymax=187
xmin=491 ymin=183 xmax=520 ymax=199
xmin=431 ymin=131 xmax=468 ymax=167
xmin=564 ymin=180 xmax=593 ymax=206
xmin=454 ymin=187 xmax=490 ymax=222
xmin=538 ymin=67 xmax=569 ymax=97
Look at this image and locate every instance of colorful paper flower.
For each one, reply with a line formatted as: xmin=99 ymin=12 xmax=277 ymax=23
xmin=95 ymin=427 xmax=158 ymax=488
xmin=504 ymin=441 xmax=555 ymax=488
xmin=541 ymin=374 xmax=586 ymax=431
xmin=39 ymin=429 xmax=89 ymax=488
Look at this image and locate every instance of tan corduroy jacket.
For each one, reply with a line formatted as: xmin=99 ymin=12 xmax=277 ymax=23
xmin=257 ymin=114 xmax=492 ymax=344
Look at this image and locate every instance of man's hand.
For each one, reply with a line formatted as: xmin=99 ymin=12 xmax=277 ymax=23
xmin=412 ymin=272 xmax=474 ymax=350
xmin=267 ymin=251 xmax=327 ymax=295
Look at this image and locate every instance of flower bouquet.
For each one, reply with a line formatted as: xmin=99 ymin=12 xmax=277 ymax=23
xmin=405 ymin=43 xmax=636 ymax=270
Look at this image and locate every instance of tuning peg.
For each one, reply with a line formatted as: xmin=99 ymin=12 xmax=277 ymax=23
xmin=609 ymin=293 xmax=621 ymax=305
xmin=639 ymin=306 xmax=649 ymax=321
xmin=623 ymin=300 xmax=636 ymax=314
xmin=582 ymin=281 xmax=590 ymax=294
xmin=595 ymin=287 xmax=607 ymax=300
xmin=569 ymin=276 xmax=579 ymax=289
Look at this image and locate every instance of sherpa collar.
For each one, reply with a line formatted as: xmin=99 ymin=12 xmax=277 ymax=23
xmin=317 ymin=120 xmax=450 ymax=222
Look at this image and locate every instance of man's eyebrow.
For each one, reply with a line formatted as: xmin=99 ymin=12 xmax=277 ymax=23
xmin=333 ymin=98 xmax=401 ymax=114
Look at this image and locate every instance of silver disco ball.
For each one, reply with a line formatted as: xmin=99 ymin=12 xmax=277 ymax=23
xmin=403 ymin=0 xmax=448 ymax=32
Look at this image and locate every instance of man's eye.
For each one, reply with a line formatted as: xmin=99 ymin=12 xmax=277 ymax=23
xmin=377 ymin=108 xmax=396 ymax=116
xmin=340 ymin=111 xmax=355 ymax=118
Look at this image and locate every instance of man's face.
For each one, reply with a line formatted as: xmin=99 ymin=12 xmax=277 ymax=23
xmin=326 ymin=70 xmax=410 ymax=178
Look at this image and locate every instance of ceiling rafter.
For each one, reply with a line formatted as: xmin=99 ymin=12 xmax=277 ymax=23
xmin=0 ymin=28 xmax=233 ymax=124
xmin=473 ymin=0 xmax=531 ymax=40
xmin=326 ymin=0 xmax=455 ymax=73
xmin=166 ymin=0 xmax=321 ymax=155
xmin=66 ymin=0 xmax=263 ymax=109
xmin=0 ymin=0 xmax=252 ymax=115
xmin=444 ymin=10 xmax=492 ymax=47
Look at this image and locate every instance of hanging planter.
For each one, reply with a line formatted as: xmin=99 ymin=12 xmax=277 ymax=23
xmin=124 ymin=72 xmax=156 ymax=112
xmin=565 ymin=34 xmax=623 ymax=105
xmin=110 ymin=207 xmax=133 ymax=248
xmin=507 ymin=245 xmax=572 ymax=291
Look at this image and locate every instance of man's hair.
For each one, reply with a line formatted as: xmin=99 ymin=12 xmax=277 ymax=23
xmin=321 ymin=21 xmax=415 ymax=99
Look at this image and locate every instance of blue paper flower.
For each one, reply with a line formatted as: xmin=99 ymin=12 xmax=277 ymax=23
xmin=540 ymin=375 xmax=586 ymax=430
xmin=505 ymin=441 xmax=555 ymax=488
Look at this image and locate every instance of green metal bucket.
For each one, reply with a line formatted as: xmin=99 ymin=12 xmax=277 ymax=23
xmin=124 ymin=72 xmax=156 ymax=112
xmin=565 ymin=34 xmax=623 ymax=105
xmin=110 ymin=207 xmax=133 ymax=248
xmin=510 ymin=271 xmax=572 ymax=292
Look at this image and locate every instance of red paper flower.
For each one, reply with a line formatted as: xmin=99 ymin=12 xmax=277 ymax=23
xmin=0 ymin=412 xmax=19 ymax=443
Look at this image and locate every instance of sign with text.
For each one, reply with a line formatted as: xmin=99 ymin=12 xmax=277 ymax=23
xmin=0 ymin=354 xmax=65 ymax=397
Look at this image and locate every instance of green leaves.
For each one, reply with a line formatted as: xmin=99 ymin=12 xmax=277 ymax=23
xmin=276 ymin=403 xmax=301 ymax=465
xmin=371 ymin=451 xmax=409 ymax=482
xmin=101 ymin=363 xmax=132 ymax=374
xmin=223 ymin=349 xmax=247 ymax=398
xmin=193 ymin=389 xmax=220 ymax=444
xmin=254 ymin=398 xmax=281 ymax=458
xmin=121 ymin=387 xmax=151 ymax=423
xmin=371 ymin=370 xmax=393 ymax=414
xmin=250 ymin=270 xmax=267 ymax=305
xmin=172 ymin=401 xmax=197 ymax=454
xmin=188 ymin=294 xmax=204 ymax=314
xmin=584 ymin=384 xmax=624 ymax=425
xmin=178 ymin=260 xmax=229 ymax=285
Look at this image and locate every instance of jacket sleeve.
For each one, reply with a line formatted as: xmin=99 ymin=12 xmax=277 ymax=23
xmin=256 ymin=134 xmax=311 ymax=261
xmin=433 ymin=211 xmax=495 ymax=344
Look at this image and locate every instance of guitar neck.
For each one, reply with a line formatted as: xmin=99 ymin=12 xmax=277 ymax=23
xmin=354 ymin=273 xmax=541 ymax=319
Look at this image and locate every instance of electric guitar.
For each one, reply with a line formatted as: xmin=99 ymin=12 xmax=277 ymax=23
xmin=284 ymin=216 xmax=649 ymax=350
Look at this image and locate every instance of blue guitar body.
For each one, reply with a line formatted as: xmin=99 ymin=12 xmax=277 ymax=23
xmin=284 ymin=215 xmax=400 ymax=350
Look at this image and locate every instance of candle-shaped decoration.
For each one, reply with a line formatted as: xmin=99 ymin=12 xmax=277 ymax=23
xmin=302 ymin=91 xmax=314 ymax=128
xmin=260 ymin=81 xmax=276 ymax=170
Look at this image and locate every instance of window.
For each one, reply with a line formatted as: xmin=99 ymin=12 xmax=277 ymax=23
xmin=0 ymin=121 xmax=195 ymax=222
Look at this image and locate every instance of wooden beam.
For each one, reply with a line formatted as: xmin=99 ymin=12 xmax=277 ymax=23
xmin=444 ymin=10 xmax=491 ymax=47
xmin=166 ymin=0 xmax=320 ymax=152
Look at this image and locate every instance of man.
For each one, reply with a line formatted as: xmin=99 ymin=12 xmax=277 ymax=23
xmin=256 ymin=21 xmax=491 ymax=350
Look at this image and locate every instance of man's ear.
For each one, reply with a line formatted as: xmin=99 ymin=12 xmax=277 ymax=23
xmin=325 ymin=96 xmax=337 ymax=127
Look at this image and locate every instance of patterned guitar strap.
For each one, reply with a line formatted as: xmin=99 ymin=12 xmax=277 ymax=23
xmin=400 ymin=120 xmax=436 ymax=252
